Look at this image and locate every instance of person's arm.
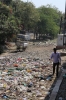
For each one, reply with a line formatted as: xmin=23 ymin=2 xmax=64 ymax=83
xmin=49 ymin=53 xmax=53 ymax=60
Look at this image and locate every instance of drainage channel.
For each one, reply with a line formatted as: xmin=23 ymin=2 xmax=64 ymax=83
xmin=49 ymin=66 xmax=66 ymax=100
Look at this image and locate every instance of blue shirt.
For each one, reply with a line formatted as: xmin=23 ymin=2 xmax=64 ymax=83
xmin=50 ymin=52 xmax=61 ymax=63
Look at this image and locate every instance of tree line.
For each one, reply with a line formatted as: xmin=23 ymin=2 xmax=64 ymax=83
xmin=0 ymin=0 xmax=63 ymax=43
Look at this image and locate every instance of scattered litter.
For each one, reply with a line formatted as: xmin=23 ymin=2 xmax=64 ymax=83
xmin=0 ymin=40 xmax=56 ymax=100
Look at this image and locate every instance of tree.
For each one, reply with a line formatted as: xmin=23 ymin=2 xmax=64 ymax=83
xmin=0 ymin=2 xmax=19 ymax=43
xmin=0 ymin=2 xmax=10 ymax=43
xmin=11 ymin=1 xmax=40 ymax=31
xmin=0 ymin=0 xmax=63 ymax=44
xmin=37 ymin=5 xmax=62 ymax=38
xmin=0 ymin=0 xmax=12 ymax=5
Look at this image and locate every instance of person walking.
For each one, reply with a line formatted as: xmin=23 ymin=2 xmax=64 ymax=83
xmin=49 ymin=48 xmax=61 ymax=78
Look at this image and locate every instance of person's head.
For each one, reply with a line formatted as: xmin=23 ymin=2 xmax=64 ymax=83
xmin=53 ymin=48 xmax=57 ymax=53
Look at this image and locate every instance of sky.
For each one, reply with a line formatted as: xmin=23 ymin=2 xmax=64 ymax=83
xmin=22 ymin=0 xmax=65 ymax=13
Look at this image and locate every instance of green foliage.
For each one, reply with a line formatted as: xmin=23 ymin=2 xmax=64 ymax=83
xmin=12 ymin=1 xmax=40 ymax=31
xmin=37 ymin=6 xmax=62 ymax=38
xmin=0 ymin=2 xmax=19 ymax=43
xmin=0 ymin=2 xmax=10 ymax=17
xmin=0 ymin=0 xmax=63 ymax=45
xmin=6 ymin=16 xmax=19 ymax=37
xmin=0 ymin=0 xmax=12 ymax=5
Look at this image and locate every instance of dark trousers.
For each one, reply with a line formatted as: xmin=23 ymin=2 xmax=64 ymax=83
xmin=53 ymin=62 xmax=59 ymax=77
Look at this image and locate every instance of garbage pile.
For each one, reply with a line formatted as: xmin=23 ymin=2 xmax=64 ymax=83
xmin=0 ymin=53 xmax=55 ymax=100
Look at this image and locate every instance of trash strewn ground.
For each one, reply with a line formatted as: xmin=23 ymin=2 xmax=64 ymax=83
xmin=0 ymin=39 xmax=64 ymax=100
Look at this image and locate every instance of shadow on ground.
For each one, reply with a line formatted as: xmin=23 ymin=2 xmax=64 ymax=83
xmin=55 ymin=62 xmax=66 ymax=100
